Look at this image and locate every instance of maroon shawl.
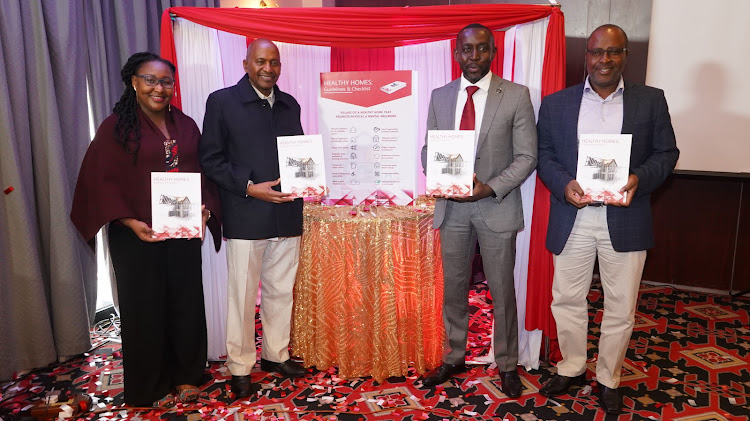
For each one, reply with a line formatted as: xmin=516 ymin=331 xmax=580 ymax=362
xmin=71 ymin=107 xmax=222 ymax=250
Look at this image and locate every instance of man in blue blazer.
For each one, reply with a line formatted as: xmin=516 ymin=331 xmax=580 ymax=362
xmin=420 ymin=24 xmax=537 ymax=397
xmin=536 ymin=25 xmax=678 ymax=415
xmin=200 ymin=39 xmax=306 ymax=398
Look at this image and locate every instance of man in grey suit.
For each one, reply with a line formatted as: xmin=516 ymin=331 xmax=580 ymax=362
xmin=420 ymin=23 xmax=537 ymax=398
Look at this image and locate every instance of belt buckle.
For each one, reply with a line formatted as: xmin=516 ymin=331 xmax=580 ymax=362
xmin=588 ymin=201 xmax=605 ymax=207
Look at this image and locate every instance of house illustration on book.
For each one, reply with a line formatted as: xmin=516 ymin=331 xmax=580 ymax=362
xmin=286 ymin=157 xmax=316 ymax=178
xmin=159 ymin=195 xmax=191 ymax=218
xmin=434 ymin=152 xmax=464 ymax=175
xmin=584 ymin=156 xmax=618 ymax=181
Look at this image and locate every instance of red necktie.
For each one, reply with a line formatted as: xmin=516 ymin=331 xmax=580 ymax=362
xmin=459 ymin=86 xmax=480 ymax=130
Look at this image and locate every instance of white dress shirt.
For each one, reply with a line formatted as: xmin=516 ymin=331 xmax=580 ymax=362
xmin=577 ymin=76 xmax=624 ymax=136
xmin=454 ymin=71 xmax=492 ymax=151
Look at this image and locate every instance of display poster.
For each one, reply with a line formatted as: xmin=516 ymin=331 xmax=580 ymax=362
xmin=576 ymin=134 xmax=633 ymax=202
xmin=151 ymin=172 xmax=202 ymax=239
xmin=425 ymin=130 xmax=476 ymax=196
xmin=318 ymin=70 xmax=418 ymax=205
xmin=277 ymin=134 xmax=328 ymax=198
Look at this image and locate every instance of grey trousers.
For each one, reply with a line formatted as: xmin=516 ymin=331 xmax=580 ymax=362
xmin=438 ymin=200 xmax=519 ymax=372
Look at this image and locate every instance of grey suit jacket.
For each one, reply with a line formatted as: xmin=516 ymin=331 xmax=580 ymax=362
xmin=421 ymin=73 xmax=538 ymax=232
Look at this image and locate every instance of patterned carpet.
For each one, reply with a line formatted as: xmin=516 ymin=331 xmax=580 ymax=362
xmin=2 ymin=281 xmax=750 ymax=420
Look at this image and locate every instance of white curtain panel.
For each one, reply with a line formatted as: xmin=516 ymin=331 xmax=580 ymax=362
xmin=275 ymin=42 xmax=331 ymax=136
xmin=216 ymin=29 xmax=247 ymax=88
xmin=474 ymin=19 xmax=547 ymax=370
xmin=395 ymin=39 xmax=453 ymax=194
xmin=513 ymin=17 xmax=547 ymax=119
xmin=173 ymin=18 xmax=232 ymax=360
xmin=173 ymin=18 xmax=225 ymax=130
xmin=502 ymin=26 xmax=516 ymax=82
xmin=201 ymin=230 xmax=229 ymax=361
xmin=511 ymin=17 xmax=548 ymax=370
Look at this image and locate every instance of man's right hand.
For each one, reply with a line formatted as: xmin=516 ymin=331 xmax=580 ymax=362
xmin=564 ymin=180 xmax=593 ymax=208
xmin=246 ymin=178 xmax=295 ymax=203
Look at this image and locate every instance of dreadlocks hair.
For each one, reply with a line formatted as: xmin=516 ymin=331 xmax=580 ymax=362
xmin=112 ymin=52 xmax=176 ymax=160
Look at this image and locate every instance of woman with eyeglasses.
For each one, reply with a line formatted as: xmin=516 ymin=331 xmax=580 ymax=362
xmin=71 ymin=52 xmax=221 ymax=408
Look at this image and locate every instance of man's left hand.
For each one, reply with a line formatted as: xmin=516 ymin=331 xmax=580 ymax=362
xmin=606 ymin=174 xmax=639 ymax=207
xmin=435 ymin=174 xmax=494 ymax=203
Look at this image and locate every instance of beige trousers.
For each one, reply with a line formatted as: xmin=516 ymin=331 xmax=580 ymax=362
xmin=551 ymin=206 xmax=646 ymax=389
xmin=225 ymin=236 xmax=301 ymax=376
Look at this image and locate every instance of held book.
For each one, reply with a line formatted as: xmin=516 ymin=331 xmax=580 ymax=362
xmin=576 ymin=134 xmax=633 ymax=202
xmin=425 ymin=130 xmax=475 ymax=196
xmin=277 ymin=134 xmax=329 ymax=198
xmin=151 ymin=172 xmax=202 ymax=239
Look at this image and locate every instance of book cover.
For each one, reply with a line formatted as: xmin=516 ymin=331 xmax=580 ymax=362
xmin=277 ymin=134 xmax=329 ymax=198
xmin=151 ymin=172 xmax=202 ymax=239
xmin=576 ymin=134 xmax=633 ymax=202
xmin=425 ymin=130 xmax=475 ymax=196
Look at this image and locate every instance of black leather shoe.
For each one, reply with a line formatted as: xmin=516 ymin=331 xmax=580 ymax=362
xmin=230 ymin=375 xmax=252 ymax=398
xmin=596 ymin=382 xmax=622 ymax=415
xmin=260 ymin=359 xmax=306 ymax=378
xmin=539 ymin=373 xmax=587 ymax=397
xmin=500 ymin=370 xmax=523 ymax=398
xmin=421 ymin=363 xmax=466 ymax=387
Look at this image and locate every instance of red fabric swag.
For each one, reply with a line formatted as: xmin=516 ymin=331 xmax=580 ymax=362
xmin=161 ymin=4 xmax=561 ymax=108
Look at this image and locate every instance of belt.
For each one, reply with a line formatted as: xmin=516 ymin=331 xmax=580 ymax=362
xmin=588 ymin=201 xmax=606 ymax=207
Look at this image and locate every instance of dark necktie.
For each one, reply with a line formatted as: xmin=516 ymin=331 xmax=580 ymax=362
xmin=459 ymin=86 xmax=480 ymax=130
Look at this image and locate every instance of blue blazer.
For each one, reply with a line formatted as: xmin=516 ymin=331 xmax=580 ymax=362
xmin=200 ymin=75 xmax=304 ymax=240
xmin=537 ymin=81 xmax=679 ymax=254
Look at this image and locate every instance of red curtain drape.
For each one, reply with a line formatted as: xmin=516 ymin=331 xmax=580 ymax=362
xmin=160 ymin=4 xmax=560 ymax=106
xmin=331 ymin=47 xmax=395 ymax=72
xmin=162 ymin=5 xmax=555 ymax=48
xmin=526 ymin=7 xmax=565 ymax=360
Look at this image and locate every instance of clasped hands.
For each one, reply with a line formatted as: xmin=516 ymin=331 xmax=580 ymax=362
xmin=431 ymin=173 xmax=494 ymax=202
xmin=565 ymin=174 xmax=639 ymax=209
xmin=120 ymin=204 xmax=211 ymax=242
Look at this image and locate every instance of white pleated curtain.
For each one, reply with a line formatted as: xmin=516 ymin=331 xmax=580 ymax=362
xmin=173 ymin=17 xmax=547 ymax=368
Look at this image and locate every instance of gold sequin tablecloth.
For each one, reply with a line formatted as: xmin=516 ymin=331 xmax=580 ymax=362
xmin=291 ymin=203 xmax=444 ymax=382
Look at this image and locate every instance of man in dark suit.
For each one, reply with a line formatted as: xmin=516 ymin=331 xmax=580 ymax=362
xmin=200 ymin=39 xmax=306 ymax=398
xmin=536 ymin=25 xmax=678 ymax=415
xmin=420 ymin=23 xmax=537 ymax=398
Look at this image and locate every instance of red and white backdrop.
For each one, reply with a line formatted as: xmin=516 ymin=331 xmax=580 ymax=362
xmin=159 ymin=4 xmax=564 ymax=368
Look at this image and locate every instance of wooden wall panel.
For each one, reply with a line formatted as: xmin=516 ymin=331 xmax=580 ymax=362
xmin=731 ymin=180 xmax=750 ymax=293
xmin=646 ymin=175 xmax=743 ymax=290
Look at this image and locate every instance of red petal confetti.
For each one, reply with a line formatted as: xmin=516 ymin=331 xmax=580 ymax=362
xmin=4 ymin=186 xmax=13 ymax=194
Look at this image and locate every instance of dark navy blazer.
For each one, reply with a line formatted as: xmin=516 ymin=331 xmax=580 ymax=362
xmin=200 ymin=75 xmax=304 ymax=240
xmin=537 ymin=81 xmax=679 ymax=254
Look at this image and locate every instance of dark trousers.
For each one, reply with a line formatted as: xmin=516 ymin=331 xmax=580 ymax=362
xmin=108 ymin=222 xmax=207 ymax=406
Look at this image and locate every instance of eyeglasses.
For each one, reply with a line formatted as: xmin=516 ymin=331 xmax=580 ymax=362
xmin=586 ymin=48 xmax=627 ymax=58
xmin=135 ymin=74 xmax=175 ymax=88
